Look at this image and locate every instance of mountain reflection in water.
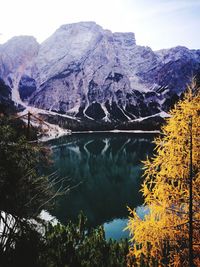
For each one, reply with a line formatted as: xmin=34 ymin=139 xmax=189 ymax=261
xmin=45 ymin=133 xmax=155 ymax=239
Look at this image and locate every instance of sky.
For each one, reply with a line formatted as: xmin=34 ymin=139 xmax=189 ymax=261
xmin=0 ymin=0 xmax=200 ymax=50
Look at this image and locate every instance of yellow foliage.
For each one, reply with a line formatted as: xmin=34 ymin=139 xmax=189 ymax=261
xmin=127 ymin=81 xmax=200 ymax=266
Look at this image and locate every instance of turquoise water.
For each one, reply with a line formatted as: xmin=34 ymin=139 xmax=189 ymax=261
xmin=46 ymin=133 xmax=155 ymax=240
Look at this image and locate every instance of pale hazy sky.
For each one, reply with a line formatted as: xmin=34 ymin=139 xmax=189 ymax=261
xmin=0 ymin=0 xmax=200 ymax=50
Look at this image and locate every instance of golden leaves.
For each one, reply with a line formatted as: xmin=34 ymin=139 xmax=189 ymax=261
xmin=127 ymin=83 xmax=200 ymax=266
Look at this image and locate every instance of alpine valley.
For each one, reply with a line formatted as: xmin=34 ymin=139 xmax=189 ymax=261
xmin=0 ymin=21 xmax=200 ymax=130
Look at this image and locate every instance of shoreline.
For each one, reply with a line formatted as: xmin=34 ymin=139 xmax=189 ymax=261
xmin=72 ymin=129 xmax=160 ymax=134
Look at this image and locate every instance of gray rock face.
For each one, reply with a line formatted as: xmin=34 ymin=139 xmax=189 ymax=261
xmin=0 ymin=22 xmax=200 ymax=121
xmin=0 ymin=78 xmax=15 ymax=114
xmin=0 ymin=36 xmax=39 ymax=82
xmin=0 ymin=36 xmax=39 ymax=103
xmin=19 ymin=75 xmax=37 ymax=101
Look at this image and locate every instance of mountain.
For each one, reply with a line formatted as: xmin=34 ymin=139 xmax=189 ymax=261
xmin=0 ymin=22 xmax=200 ymax=127
xmin=0 ymin=78 xmax=15 ymax=114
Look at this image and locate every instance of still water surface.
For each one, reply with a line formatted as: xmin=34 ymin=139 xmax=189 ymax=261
xmin=45 ymin=133 xmax=155 ymax=240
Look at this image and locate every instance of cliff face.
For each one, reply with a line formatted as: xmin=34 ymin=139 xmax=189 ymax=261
xmin=0 ymin=22 xmax=200 ymax=122
xmin=0 ymin=78 xmax=16 ymax=114
xmin=0 ymin=36 xmax=39 ymax=103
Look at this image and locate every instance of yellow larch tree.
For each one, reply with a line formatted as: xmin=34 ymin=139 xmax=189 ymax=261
xmin=127 ymin=81 xmax=200 ymax=267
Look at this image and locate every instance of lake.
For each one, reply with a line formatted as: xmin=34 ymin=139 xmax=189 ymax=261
xmin=44 ymin=133 xmax=155 ymax=240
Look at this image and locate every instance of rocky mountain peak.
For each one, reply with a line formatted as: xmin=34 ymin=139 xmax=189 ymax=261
xmin=0 ymin=36 xmax=39 ymax=92
xmin=0 ymin=36 xmax=39 ymax=67
xmin=0 ymin=22 xmax=200 ymax=124
xmin=59 ymin=21 xmax=101 ymax=31
xmin=36 ymin=21 xmax=106 ymax=84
